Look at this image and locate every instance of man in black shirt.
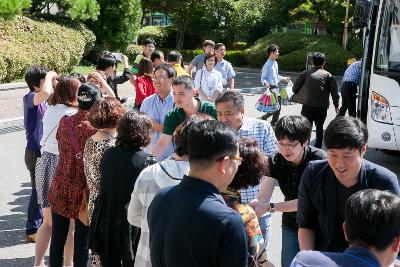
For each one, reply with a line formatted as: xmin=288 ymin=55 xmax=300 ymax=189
xmin=297 ymin=116 xmax=400 ymax=252
xmin=250 ymin=115 xmax=326 ymax=267
xmin=148 ymin=120 xmax=248 ymax=267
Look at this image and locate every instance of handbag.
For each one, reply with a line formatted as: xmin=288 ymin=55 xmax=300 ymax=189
xmin=65 ymin=115 xmax=89 ymax=226
xmin=280 ymin=82 xmax=294 ymax=106
xmin=255 ymin=90 xmax=280 ymax=113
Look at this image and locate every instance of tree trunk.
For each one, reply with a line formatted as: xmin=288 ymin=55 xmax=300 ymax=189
xmin=175 ymin=10 xmax=188 ymax=50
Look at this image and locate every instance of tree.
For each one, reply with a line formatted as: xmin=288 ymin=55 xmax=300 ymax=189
xmin=0 ymin=0 xmax=31 ymax=19
xmin=86 ymin=0 xmax=142 ymax=51
xmin=29 ymin=0 xmax=100 ymax=21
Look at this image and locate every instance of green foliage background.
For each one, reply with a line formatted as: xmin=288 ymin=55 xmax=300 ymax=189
xmin=0 ymin=16 xmax=95 ymax=83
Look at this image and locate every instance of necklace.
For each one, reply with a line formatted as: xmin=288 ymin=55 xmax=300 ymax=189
xmin=98 ymin=129 xmax=116 ymax=139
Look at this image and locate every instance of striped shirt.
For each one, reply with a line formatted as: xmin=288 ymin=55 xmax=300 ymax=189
xmin=127 ymin=160 xmax=190 ymax=267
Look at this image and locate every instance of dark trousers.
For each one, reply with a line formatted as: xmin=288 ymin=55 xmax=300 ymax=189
xmin=100 ymin=257 xmax=135 ymax=267
xmin=260 ymin=95 xmax=282 ymax=126
xmin=24 ymin=148 xmax=43 ymax=235
xmin=301 ymin=105 xmax=327 ymax=149
xmin=50 ymin=212 xmax=89 ymax=267
xmin=339 ymin=81 xmax=357 ymax=117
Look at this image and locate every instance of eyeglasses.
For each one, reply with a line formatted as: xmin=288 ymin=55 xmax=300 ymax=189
xmin=277 ymin=141 xmax=300 ymax=149
xmin=216 ymin=155 xmax=243 ymax=165
xmin=152 ymin=76 xmax=169 ymax=82
xmin=229 ymin=155 xmax=243 ymax=165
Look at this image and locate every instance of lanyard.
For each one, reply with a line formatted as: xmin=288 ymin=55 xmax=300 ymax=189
xmin=343 ymin=251 xmax=379 ymax=267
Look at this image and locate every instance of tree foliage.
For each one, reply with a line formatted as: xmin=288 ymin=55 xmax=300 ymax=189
xmin=85 ymin=0 xmax=142 ymax=51
xmin=0 ymin=0 xmax=31 ymax=19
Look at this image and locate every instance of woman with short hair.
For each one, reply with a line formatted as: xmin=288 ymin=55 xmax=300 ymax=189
xmin=34 ymin=75 xmax=80 ymax=267
xmin=84 ymin=97 xmax=125 ymax=266
xmin=222 ymin=137 xmax=269 ymax=267
xmin=135 ymin=58 xmax=156 ymax=109
xmin=194 ymin=53 xmax=223 ymax=102
xmin=89 ymin=111 xmax=156 ymax=266
xmin=48 ymin=83 xmax=101 ymax=267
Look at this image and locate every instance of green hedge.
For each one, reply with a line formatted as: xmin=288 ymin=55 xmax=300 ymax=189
xmin=245 ymin=32 xmax=356 ymax=75
xmin=0 ymin=16 xmax=95 ymax=83
xmin=137 ymin=26 xmax=170 ymax=48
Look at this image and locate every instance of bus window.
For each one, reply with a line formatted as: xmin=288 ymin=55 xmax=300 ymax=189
xmin=375 ymin=0 xmax=400 ymax=71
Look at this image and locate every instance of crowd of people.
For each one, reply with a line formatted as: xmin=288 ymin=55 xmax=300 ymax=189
xmin=21 ymin=37 xmax=400 ymax=267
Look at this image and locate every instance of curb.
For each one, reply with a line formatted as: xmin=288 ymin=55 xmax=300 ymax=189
xmin=0 ymin=82 xmax=27 ymax=91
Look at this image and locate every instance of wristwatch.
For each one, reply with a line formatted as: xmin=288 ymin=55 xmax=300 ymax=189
xmin=269 ymin=202 xmax=276 ymax=213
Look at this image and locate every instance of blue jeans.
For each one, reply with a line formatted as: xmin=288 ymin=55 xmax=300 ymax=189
xmin=259 ymin=214 xmax=271 ymax=249
xmin=24 ymin=148 xmax=43 ymax=235
xmin=281 ymin=226 xmax=300 ymax=267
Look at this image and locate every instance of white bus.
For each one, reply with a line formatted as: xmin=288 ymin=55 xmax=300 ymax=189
xmin=354 ymin=0 xmax=400 ymax=151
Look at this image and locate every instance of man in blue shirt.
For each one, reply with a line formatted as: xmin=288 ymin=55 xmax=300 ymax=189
xmin=338 ymin=60 xmax=362 ymax=117
xmin=297 ymin=116 xmax=400 ymax=253
xmin=148 ymin=120 xmax=248 ymax=267
xmin=214 ymin=43 xmax=236 ymax=90
xmin=260 ymin=44 xmax=290 ymax=126
xmin=140 ymin=64 xmax=176 ymax=160
xmin=292 ymin=189 xmax=400 ymax=267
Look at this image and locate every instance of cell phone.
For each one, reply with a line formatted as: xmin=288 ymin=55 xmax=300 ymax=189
xmin=111 ymin=52 xmax=123 ymax=62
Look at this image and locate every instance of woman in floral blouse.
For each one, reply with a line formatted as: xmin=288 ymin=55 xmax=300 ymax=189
xmin=222 ymin=137 xmax=270 ymax=267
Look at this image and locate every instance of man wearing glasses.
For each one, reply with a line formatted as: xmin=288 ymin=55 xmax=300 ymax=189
xmin=249 ymin=115 xmax=326 ymax=267
xmin=140 ymin=64 xmax=176 ymax=160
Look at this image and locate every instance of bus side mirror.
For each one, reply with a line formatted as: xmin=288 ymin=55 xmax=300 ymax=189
xmin=353 ymin=0 xmax=368 ymax=28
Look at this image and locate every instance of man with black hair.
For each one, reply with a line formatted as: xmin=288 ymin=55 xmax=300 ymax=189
xmin=167 ymin=51 xmax=189 ymax=77
xmin=249 ymin=115 xmax=326 ymax=267
xmin=89 ymin=53 xmax=130 ymax=103
xmin=151 ymin=76 xmax=217 ymax=160
xmin=148 ymin=120 xmax=248 ymax=266
xmin=292 ymin=52 xmax=339 ymax=148
xmin=23 ymin=66 xmax=55 ymax=242
xmin=151 ymin=50 xmax=165 ymax=67
xmin=140 ymin=63 xmax=176 ymax=161
xmin=130 ymin=38 xmax=156 ymax=87
xmin=292 ymin=189 xmax=400 ymax=267
xmin=260 ymin=44 xmax=291 ymax=126
xmin=297 ymin=116 xmax=400 ymax=253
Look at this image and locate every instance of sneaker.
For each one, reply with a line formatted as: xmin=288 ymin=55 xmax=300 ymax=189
xmin=26 ymin=233 xmax=36 ymax=243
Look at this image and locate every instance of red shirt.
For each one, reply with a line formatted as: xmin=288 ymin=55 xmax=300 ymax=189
xmin=49 ymin=110 xmax=96 ymax=219
xmin=135 ymin=75 xmax=156 ymax=106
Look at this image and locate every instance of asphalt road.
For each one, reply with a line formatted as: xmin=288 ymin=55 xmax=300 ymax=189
xmin=0 ymin=70 xmax=399 ymax=266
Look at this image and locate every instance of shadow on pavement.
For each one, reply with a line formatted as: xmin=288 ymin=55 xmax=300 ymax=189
xmin=0 ymin=186 xmax=30 ymax=249
xmin=0 ymin=256 xmax=35 ymax=267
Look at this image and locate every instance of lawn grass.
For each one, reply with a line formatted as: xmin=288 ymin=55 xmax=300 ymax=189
xmin=72 ymin=64 xmax=126 ymax=76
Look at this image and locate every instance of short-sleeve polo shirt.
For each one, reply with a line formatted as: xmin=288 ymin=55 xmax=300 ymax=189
xmin=162 ymin=100 xmax=217 ymax=135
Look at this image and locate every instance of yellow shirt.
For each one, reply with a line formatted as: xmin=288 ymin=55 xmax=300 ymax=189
xmin=172 ymin=63 xmax=190 ymax=77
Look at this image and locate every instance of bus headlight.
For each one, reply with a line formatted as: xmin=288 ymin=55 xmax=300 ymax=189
xmin=371 ymin=91 xmax=392 ymax=124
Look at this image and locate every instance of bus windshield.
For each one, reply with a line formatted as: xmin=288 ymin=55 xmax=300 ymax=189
xmin=375 ymin=0 xmax=400 ymax=72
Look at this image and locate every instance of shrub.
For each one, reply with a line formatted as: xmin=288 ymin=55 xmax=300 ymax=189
xmin=125 ymin=44 xmax=143 ymax=63
xmin=138 ymin=26 xmax=170 ymax=48
xmin=231 ymin=42 xmax=248 ymax=50
xmin=0 ymin=16 xmax=96 ymax=83
xmin=224 ymin=51 xmax=247 ymax=66
xmin=0 ymin=0 xmax=30 ymax=19
xmin=245 ymin=32 xmax=355 ymax=75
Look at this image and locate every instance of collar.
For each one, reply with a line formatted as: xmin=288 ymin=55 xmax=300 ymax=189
xmin=180 ymin=175 xmax=221 ymax=195
xmin=344 ymin=247 xmax=380 ymax=267
xmin=216 ymin=59 xmax=226 ymax=65
xmin=155 ymin=91 xmax=173 ymax=103
xmin=238 ymin=116 xmax=251 ymax=132
xmin=171 ymin=63 xmax=181 ymax=68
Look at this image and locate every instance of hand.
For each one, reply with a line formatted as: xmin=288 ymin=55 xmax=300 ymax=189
xmin=284 ymin=77 xmax=291 ymax=82
xmin=46 ymin=71 xmax=58 ymax=90
xmin=249 ymin=199 xmax=270 ymax=218
xmin=122 ymin=54 xmax=129 ymax=67
xmin=335 ymin=107 xmax=339 ymax=113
